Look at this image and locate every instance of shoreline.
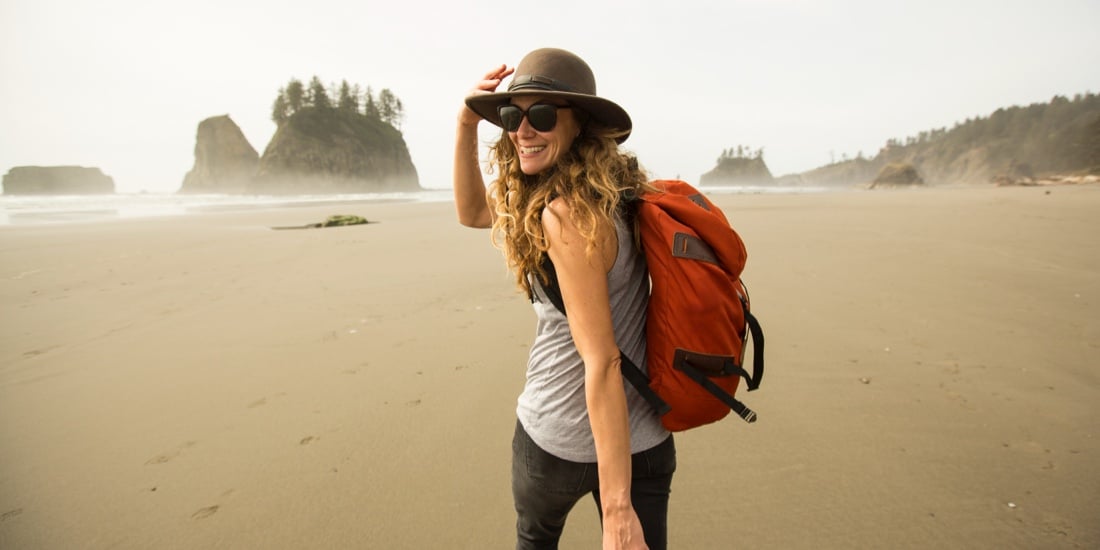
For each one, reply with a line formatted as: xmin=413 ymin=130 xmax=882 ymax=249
xmin=0 ymin=189 xmax=456 ymax=227
xmin=4 ymin=180 xmax=1096 ymax=226
xmin=1 ymin=184 xmax=1097 ymax=548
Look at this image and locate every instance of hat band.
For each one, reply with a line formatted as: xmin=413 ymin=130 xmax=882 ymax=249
xmin=508 ymin=74 xmax=580 ymax=94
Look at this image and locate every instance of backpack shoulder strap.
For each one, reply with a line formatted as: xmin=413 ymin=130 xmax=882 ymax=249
xmin=536 ymin=255 xmax=566 ymax=313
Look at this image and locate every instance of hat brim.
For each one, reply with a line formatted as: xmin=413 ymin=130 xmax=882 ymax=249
xmin=465 ymin=90 xmax=632 ymax=144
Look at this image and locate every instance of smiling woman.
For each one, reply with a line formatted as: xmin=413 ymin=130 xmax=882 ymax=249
xmin=453 ymin=48 xmax=673 ymax=550
xmin=501 ymin=97 xmax=582 ymax=176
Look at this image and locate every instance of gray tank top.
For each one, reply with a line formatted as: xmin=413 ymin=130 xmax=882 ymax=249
xmin=519 ymin=213 xmax=669 ymax=462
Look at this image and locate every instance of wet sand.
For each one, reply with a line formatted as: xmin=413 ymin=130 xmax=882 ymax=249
xmin=1 ymin=184 xmax=1097 ymax=548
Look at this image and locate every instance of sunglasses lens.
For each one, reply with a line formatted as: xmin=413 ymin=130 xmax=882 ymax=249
xmin=498 ymin=105 xmax=523 ymax=132
xmin=527 ymin=104 xmax=558 ymax=132
xmin=498 ymin=104 xmax=564 ymax=132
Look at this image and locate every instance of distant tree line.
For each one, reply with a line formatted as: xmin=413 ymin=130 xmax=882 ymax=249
xmin=882 ymin=92 xmax=1097 ymax=150
xmin=874 ymin=91 xmax=1100 ymax=174
xmin=718 ymin=145 xmax=764 ymax=164
xmin=272 ymin=77 xmax=406 ymax=130
xmin=803 ymin=92 xmax=1098 ymax=171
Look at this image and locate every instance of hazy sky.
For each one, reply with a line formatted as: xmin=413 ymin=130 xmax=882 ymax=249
xmin=2 ymin=0 xmax=1098 ymax=193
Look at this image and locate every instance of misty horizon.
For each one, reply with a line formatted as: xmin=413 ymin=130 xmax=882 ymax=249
xmin=2 ymin=0 xmax=1098 ymax=193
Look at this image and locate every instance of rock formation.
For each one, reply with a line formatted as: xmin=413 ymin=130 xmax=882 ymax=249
xmin=180 ymin=115 xmax=259 ymax=193
xmin=870 ymin=163 xmax=924 ymax=188
xmin=2 ymin=166 xmax=115 ymax=195
xmin=250 ymin=107 xmax=420 ymax=194
xmin=699 ymin=156 xmax=775 ymax=187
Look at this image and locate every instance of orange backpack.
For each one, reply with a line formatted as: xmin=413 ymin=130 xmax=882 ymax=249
xmin=541 ymin=179 xmax=765 ymax=431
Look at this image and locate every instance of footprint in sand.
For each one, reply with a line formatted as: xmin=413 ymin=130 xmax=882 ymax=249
xmin=145 ymin=441 xmax=197 ymax=465
xmin=191 ymin=505 xmax=219 ymax=520
xmin=22 ymin=346 xmax=59 ymax=358
xmin=1 ymin=508 xmax=23 ymax=523
xmin=300 ymin=436 xmax=317 ymax=445
xmin=247 ymin=397 xmax=267 ymax=409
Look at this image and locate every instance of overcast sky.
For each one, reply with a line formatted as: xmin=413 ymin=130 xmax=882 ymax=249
xmin=2 ymin=0 xmax=1098 ymax=193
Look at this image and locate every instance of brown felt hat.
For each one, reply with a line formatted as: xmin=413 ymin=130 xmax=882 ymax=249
xmin=465 ymin=48 xmax=632 ymax=143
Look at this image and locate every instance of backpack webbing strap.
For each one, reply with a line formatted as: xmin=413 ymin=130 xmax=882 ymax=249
xmin=619 ymin=352 xmax=672 ymax=417
xmin=536 ymin=256 xmax=566 ymax=312
xmin=743 ymin=309 xmax=765 ymax=391
xmin=675 ymin=361 xmax=758 ymax=423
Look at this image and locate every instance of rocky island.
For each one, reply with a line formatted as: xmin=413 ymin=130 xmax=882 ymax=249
xmin=252 ymin=105 xmax=419 ymax=194
xmin=699 ymin=147 xmax=774 ymax=187
xmin=2 ymin=166 xmax=115 ymax=195
xmin=180 ymin=78 xmax=419 ymax=194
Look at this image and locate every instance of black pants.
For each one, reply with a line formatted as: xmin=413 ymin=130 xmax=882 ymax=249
xmin=511 ymin=420 xmax=676 ymax=550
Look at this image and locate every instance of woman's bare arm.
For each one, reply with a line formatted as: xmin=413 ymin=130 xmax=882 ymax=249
xmin=453 ymin=65 xmax=514 ymax=228
xmin=543 ymin=200 xmax=648 ymax=550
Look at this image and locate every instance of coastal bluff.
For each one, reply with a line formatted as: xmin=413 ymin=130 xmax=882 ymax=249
xmin=703 ymin=92 xmax=1098 ymax=188
xmin=180 ymin=115 xmax=259 ymax=193
xmin=795 ymin=92 xmax=1099 ymax=187
xmin=2 ymin=166 xmax=115 ymax=195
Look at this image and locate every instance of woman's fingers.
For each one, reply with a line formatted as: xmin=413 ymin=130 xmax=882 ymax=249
xmin=484 ymin=64 xmax=515 ymax=81
xmin=459 ymin=65 xmax=515 ymax=125
xmin=477 ymin=64 xmax=514 ymax=92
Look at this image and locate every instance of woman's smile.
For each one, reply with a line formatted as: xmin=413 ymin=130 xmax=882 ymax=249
xmin=507 ymin=96 xmax=578 ymax=175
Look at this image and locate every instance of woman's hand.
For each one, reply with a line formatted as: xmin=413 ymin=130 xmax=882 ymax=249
xmin=602 ymin=507 xmax=649 ymax=549
xmin=458 ymin=64 xmax=515 ymax=127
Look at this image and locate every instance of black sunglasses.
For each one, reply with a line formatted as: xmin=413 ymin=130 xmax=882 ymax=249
xmin=498 ymin=103 xmax=569 ymax=132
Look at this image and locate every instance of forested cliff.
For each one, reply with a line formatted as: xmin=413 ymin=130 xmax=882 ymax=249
xmin=712 ymin=92 xmax=1100 ymax=187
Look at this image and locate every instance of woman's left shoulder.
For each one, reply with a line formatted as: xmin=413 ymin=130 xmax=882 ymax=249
xmin=541 ymin=196 xmax=573 ymax=235
xmin=543 ymin=195 xmax=571 ymax=218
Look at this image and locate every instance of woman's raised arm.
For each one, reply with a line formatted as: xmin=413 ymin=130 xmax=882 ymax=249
xmin=453 ymin=65 xmax=514 ymax=228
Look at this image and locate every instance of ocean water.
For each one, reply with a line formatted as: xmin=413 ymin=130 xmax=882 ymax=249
xmin=0 ymin=185 xmax=830 ymax=226
xmin=700 ymin=184 xmax=833 ymax=195
xmin=0 ymin=189 xmax=455 ymax=226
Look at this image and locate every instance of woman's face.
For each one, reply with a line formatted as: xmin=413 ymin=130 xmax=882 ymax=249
xmin=505 ymin=95 xmax=581 ymax=175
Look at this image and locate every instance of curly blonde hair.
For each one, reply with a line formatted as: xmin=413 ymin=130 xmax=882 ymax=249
xmin=486 ymin=121 xmax=653 ymax=298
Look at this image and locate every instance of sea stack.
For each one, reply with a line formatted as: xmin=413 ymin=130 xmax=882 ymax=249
xmin=250 ymin=106 xmax=420 ymax=194
xmin=180 ymin=115 xmax=260 ymax=193
xmin=699 ymin=150 xmax=775 ymax=187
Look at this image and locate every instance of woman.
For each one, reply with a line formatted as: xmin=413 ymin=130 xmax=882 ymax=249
xmin=453 ymin=48 xmax=675 ymax=550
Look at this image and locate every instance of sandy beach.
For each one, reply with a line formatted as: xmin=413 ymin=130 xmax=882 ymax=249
xmin=1 ymin=184 xmax=1097 ymax=549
